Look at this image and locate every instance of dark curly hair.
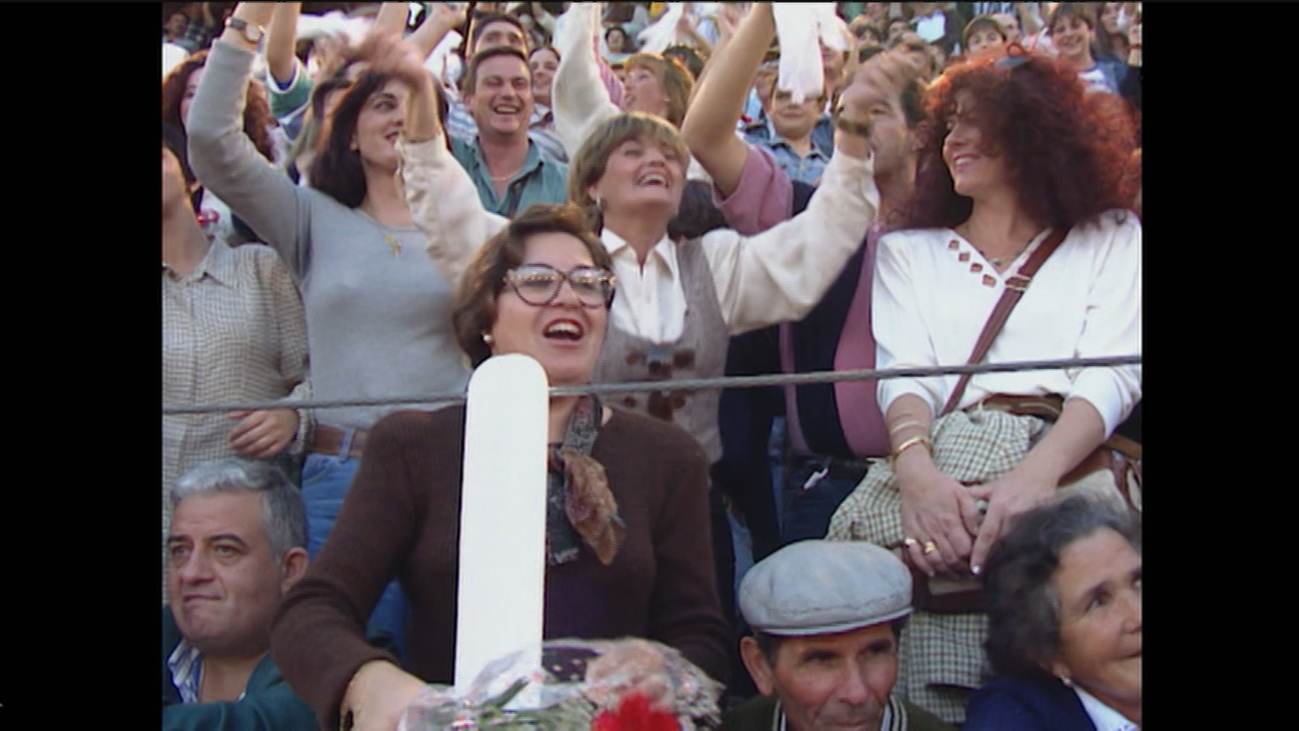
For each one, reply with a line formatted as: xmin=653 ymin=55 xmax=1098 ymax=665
xmin=898 ymin=50 xmax=1138 ymax=231
xmin=452 ymin=204 xmax=613 ymax=368
xmin=162 ymin=49 xmax=277 ymax=164
xmin=981 ymin=494 xmax=1141 ymax=683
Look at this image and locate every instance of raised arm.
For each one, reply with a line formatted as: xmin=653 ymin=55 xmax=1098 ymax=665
xmin=265 ymin=2 xmax=301 ymax=87
xmin=552 ymin=2 xmax=621 ymax=159
xmin=407 ymin=2 xmax=468 ymax=59
xmin=700 ymin=55 xmax=918 ymax=335
xmin=372 ymin=1 xmax=411 ymax=37
xmin=188 ymin=3 xmax=311 ymax=273
xmin=680 ymin=3 xmax=772 ymax=199
xmin=361 ymin=31 xmax=507 ymax=286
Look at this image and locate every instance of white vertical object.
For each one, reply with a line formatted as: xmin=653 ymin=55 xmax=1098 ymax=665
xmin=455 ymin=354 xmax=550 ymax=689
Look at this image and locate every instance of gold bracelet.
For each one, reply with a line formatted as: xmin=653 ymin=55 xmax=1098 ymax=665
xmin=888 ymin=419 xmax=925 ymax=436
xmin=888 ymin=434 xmax=933 ymax=467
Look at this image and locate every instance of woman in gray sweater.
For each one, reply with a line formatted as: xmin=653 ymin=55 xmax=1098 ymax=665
xmin=186 ymin=3 xmax=463 ymax=658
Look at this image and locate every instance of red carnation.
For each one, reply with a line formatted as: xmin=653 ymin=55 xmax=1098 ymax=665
xmin=590 ymin=693 xmax=678 ymax=731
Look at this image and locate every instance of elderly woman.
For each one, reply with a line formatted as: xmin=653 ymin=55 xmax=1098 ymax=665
xmin=270 ymin=204 xmax=729 ymax=731
xmin=965 ymin=495 xmax=1141 ymax=729
xmin=827 ymin=48 xmax=1140 ymax=722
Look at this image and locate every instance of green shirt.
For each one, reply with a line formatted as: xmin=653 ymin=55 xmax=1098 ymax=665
xmin=450 ymin=136 xmax=569 ymax=218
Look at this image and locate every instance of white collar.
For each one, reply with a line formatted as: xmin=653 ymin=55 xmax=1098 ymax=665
xmin=600 ymin=227 xmax=678 ymax=275
xmin=167 ymin=638 xmax=205 ymax=704
xmin=1074 ymin=686 xmax=1139 ymax=731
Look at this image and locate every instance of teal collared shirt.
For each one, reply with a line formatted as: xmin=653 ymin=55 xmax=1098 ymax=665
xmin=450 ymin=137 xmax=569 ymax=218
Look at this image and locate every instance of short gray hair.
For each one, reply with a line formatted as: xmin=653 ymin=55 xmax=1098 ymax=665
xmin=170 ymin=459 xmax=307 ymax=560
xmin=982 ymin=494 xmax=1141 ymax=682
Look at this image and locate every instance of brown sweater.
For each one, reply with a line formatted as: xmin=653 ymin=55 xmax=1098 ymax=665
xmin=271 ymin=405 xmax=730 ymax=729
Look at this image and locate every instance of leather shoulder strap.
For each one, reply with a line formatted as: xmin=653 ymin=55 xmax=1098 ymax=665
xmin=940 ymin=226 xmax=1071 ymax=416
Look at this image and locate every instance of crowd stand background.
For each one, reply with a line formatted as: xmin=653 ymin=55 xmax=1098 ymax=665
xmin=162 ymin=2 xmax=1143 ymax=725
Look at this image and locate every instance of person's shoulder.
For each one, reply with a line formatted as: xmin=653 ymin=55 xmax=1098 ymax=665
xmin=879 ymin=227 xmax=954 ymax=251
xmin=1073 ymin=208 xmax=1140 ymax=240
xmin=603 ymin=408 xmax=708 ymax=463
xmin=227 ymin=241 xmax=287 ymax=268
xmin=162 ymin=605 xmax=182 ymax=650
xmin=901 ymin=697 xmax=957 ymax=730
xmin=371 ymin=405 xmax=466 ymax=443
xmin=964 ymin=675 xmax=1089 ymax=731
xmin=719 ymin=694 xmax=777 ymax=731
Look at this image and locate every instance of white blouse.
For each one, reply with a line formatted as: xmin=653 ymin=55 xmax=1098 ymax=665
xmin=873 ymin=209 xmax=1141 ymax=436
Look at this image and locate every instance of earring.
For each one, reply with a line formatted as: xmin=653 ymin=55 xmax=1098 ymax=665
xmin=482 ymin=332 xmax=495 ymax=346
xmin=594 ymin=195 xmax=604 ymax=211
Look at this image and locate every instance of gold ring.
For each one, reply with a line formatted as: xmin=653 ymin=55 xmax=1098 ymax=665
xmin=922 ymin=541 xmax=938 ymax=555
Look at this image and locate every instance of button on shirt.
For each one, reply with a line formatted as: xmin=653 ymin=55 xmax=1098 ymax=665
xmin=602 ymin=229 xmax=685 ymax=343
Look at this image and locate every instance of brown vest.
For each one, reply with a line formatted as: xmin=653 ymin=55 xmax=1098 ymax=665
xmin=592 ymin=240 xmax=728 ymax=463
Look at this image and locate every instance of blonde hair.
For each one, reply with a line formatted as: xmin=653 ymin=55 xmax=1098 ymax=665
xmin=623 ymin=53 xmax=695 ymax=126
xmin=566 ymin=113 xmax=690 ymax=231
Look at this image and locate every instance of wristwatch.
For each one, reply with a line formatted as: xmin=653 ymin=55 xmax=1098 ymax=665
xmin=225 ymin=16 xmax=265 ymax=44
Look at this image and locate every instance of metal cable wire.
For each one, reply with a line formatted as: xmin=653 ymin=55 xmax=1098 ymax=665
xmin=163 ymin=354 xmax=1140 ymax=415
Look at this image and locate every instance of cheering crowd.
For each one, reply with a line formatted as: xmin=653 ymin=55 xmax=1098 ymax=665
xmin=162 ymin=3 xmax=1142 ymax=730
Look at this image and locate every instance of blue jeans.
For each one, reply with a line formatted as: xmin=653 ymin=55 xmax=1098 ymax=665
xmin=302 ymin=448 xmax=409 ymax=661
xmin=780 ymin=457 xmax=872 ymax=545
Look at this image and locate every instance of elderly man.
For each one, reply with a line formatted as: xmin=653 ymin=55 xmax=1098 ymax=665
xmin=724 ymin=540 xmax=953 ymax=731
xmin=163 ymin=460 xmax=314 ymax=730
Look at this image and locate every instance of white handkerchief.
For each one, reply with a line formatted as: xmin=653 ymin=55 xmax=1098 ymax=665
xmin=772 ymin=3 xmax=834 ymax=103
xmin=637 ymin=2 xmax=687 ymax=55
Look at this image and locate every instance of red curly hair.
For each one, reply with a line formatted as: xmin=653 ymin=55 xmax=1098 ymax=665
xmin=162 ymin=49 xmax=277 ymax=164
xmin=898 ymin=50 xmax=1138 ymax=231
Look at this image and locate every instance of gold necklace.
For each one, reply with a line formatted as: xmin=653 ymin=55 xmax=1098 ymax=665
xmin=490 ymin=166 xmax=523 ymax=182
xmin=383 ymin=233 xmax=401 ymax=257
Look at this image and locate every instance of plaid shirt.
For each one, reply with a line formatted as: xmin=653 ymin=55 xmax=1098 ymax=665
xmin=162 ymin=242 xmax=310 ymax=596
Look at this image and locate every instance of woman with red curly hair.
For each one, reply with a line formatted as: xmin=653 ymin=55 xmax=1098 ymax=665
xmin=827 ymin=49 xmax=1141 ymax=724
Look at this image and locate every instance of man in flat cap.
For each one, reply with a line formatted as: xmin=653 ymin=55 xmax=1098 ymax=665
xmin=724 ymin=540 xmax=953 ymax=731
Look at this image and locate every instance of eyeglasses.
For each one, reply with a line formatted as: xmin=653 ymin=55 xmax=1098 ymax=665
xmin=504 ymin=264 xmax=616 ymax=308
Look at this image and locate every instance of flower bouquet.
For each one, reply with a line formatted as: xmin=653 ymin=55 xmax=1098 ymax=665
xmin=397 ymin=639 xmax=722 ymax=730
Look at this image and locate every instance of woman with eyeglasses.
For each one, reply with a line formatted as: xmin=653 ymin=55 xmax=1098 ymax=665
xmin=271 ymin=204 xmax=729 ymax=731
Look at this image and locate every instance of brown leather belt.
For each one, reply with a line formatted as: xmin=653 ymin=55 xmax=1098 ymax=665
xmin=310 ymin=425 xmax=369 ymax=460
xmin=978 ymin=394 xmax=1142 ymax=460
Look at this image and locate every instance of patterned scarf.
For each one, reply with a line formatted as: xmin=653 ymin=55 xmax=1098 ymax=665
xmin=545 ymin=396 xmax=626 ymax=566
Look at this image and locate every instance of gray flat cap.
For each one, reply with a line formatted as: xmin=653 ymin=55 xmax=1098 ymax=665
xmin=739 ymin=540 xmax=912 ymax=636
